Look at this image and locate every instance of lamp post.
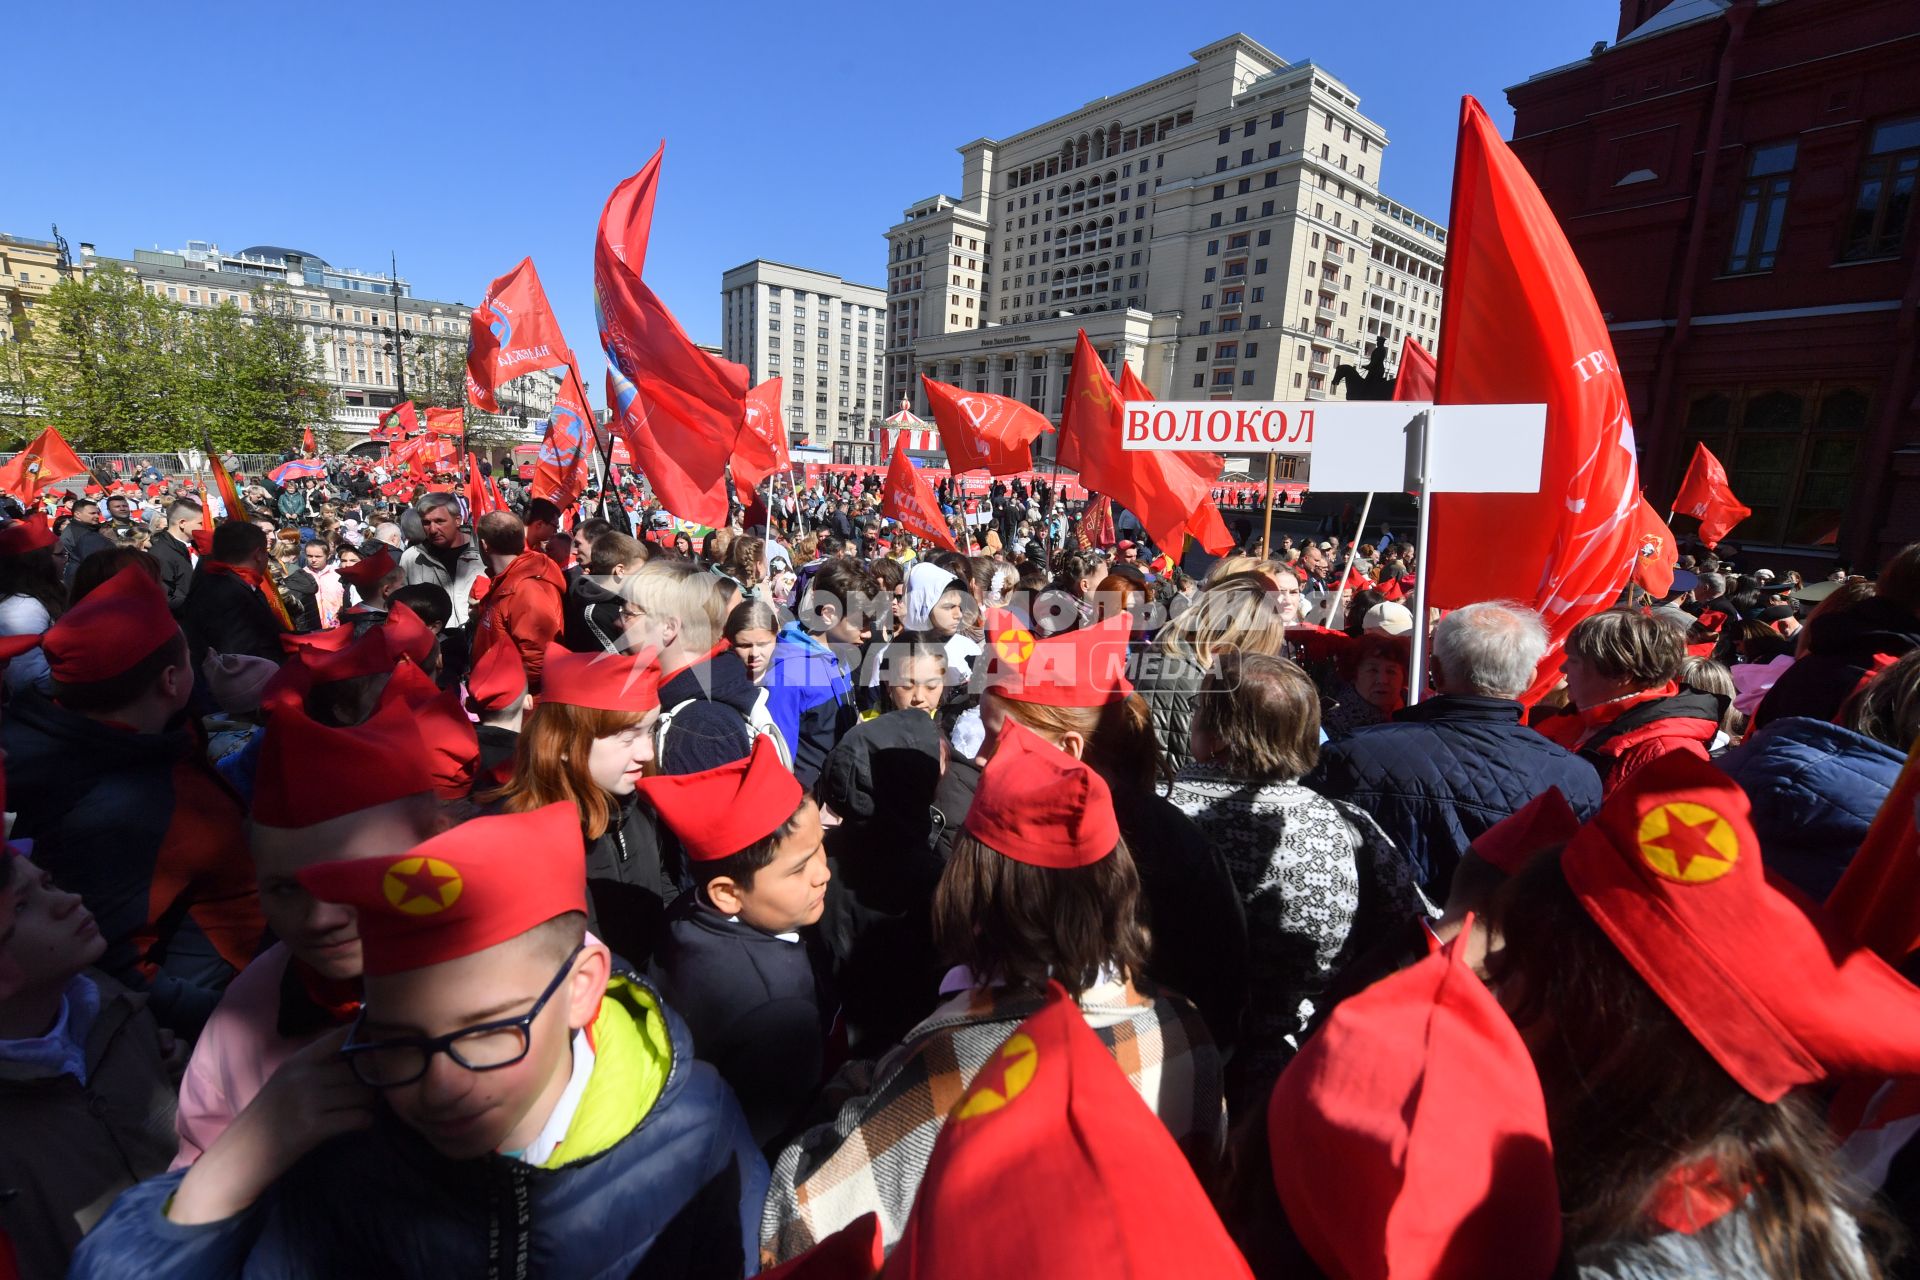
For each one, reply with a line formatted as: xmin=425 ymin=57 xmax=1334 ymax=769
xmin=380 ymin=252 xmax=413 ymax=407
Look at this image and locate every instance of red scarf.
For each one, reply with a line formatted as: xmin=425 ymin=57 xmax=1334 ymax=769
xmin=201 ymin=558 xmax=295 ymax=631
xmin=291 ymin=957 xmax=363 ymax=1025
xmin=1647 ymin=1158 xmax=1748 ymax=1235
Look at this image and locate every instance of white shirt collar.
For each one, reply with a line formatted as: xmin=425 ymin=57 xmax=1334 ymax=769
xmin=510 ymin=1028 xmax=595 ymax=1167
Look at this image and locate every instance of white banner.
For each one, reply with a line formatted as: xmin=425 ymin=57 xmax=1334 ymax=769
xmin=1119 ymin=400 xmax=1546 ymax=495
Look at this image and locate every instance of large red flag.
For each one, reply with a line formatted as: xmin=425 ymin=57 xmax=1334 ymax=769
xmin=1629 ymin=496 xmax=1678 ymax=598
xmin=1671 ymin=441 xmax=1751 ymax=549
xmin=732 ymin=377 xmax=790 ymax=491
xmin=1118 ymin=361 xmax=1233 ymax=554
xmin=881 ymin=436 xmax=960 ymax=552
xmin=531 ymin=359 xmax=595 ymax=507
xmin=0 ymin=426 xmax=88 ymax=500
xmin=596 ymin=147 xmax=746 ymax=528
xmin=1056 ymin=331 xmax=1230 ymax=555
xmin=424 ymin=407 xmax=465 ymax=437
xmin=301 ymin=426 xmax=317 ymax=457
xmin=919 ymin=376 xmax=1050 ymax=476
xmin=1427 ymin=96 xmax=1641 ymax=702
xmin=465 ymin=258 xmax=569 ymax=413
xmin=1394 ymin=336 xmax=1438 ymax=401
xmin=372 ymin=401 xmax=418 ymax=443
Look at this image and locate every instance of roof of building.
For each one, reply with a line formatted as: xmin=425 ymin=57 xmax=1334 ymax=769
xmin=1618 ymin=0 xmax=1730 ymax=45
xmin=236 ymin=245 xmax=330 ymax=268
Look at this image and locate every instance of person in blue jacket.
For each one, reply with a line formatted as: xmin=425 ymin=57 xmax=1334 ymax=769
xmin=643 ymin=737 xmax=834 ymax=1151
xmin=1719 ymin=650 xmax=1918 ymax=901
xmin=72 ymin=803 xmax=768 ymax=1280
xmin=763 ymin=557 xmax=878 ymax=788
xmin=1305 ymin=601 xmax=1603 ymax=894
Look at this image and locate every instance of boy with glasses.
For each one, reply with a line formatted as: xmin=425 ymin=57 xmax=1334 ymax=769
xmin=75 ymin=803 xmax=768 ymax=1279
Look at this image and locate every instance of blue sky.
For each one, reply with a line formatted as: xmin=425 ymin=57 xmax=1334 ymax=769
xmin=6 ymin=1 xmax=1611 ymax=391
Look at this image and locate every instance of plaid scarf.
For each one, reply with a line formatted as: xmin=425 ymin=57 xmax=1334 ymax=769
xmin=760 ymin=980 xmax=1223 ymax=1266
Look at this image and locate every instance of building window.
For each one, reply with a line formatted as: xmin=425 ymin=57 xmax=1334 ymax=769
xmin=1201 ymin=293 xmax=1214 ymax=308
xmin=1727 ymin=141 xmax=1796 ymax=273
xmin=1241 ymin=370 xmax=1257 ymax=385
xmin=1246 ymin=343 xmax=1259 ymax=358
xmin=1241 ymin=149 xmax=1253 ymax=166
xmin=1213 ymin=370 xmax=1234 ymax=386
xmin=1254 ymin=259 xmax=1268 ymax=275
xmin=1204 ymin=268 xmax=1217 ymax=283
xmin=1207 ymin=240 xmax=1219 ymax=256
xmin=1195 ymin=345 xmax=1209 ymax=360
xmin=1270 ymin=110 xmax=1284 ymax=128
xmin=1681 ymin=383 xmax=1871 ymax=544
xmin=1842 ymin=116 xmax=1919 ymax=261
xmin=1193 ymin=373 xmax=1205 ymax=388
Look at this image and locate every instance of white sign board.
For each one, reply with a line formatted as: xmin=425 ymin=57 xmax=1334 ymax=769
xmin=1119 ymin=400 xmax=1546 ymax=495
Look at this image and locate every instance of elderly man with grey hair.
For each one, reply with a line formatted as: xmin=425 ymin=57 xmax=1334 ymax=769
xmin=1304 ymin=601 xmax=1603 ymax=893
xmin=398 ymin=492 xmax=484 ymax=676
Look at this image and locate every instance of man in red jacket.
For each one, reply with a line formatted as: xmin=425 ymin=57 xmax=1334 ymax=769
xmin=467 ymin=511 xmax=566 ymax=694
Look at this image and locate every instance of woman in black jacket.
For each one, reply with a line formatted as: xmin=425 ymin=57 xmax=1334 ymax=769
xmin=486 ymin=648 xmax=677 ymax=967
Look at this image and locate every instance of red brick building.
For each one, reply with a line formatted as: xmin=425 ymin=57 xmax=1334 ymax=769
xmin=1507 ymin=0 xmax=1919 ymax=570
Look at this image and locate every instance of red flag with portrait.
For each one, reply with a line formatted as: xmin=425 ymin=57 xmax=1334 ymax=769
xmin=919 ymin=376 xmax=1049 ymax=476
xmin=1427 ymin=96 xmax=1641 ymax=702
xmin=373 ymin=401 xmax=418 ymax=443
xmin=1629 ymin=496 xmax=1678 ymax=598
xmin=881 ymin=437 xmax=960 ymax=553
xmin=1672 ymin=442 xmax=1751 ymax=549
xmin=465 ymin=257 xmax=569 ymax=413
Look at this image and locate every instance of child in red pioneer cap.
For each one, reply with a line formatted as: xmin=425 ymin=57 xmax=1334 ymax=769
xmin=75 ymin=804 xmax=767 ymax=1279
xmin=642 ymin=737 xmax=835 ymax=1149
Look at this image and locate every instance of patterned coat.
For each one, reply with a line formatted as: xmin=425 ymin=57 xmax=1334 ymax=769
xmin=760 ymin=980 xmax=1224 ymax=1265
xmin=1170 ymin=764 xmax=1434 ymax=1102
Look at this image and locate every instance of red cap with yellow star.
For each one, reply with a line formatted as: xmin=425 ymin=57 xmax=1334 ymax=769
xmin=296 ymin=802 xmax=585 ymax=977
xmin=1563 ymin=752 xmax=1920 ymax=1102
xmin=981 ymin=609 xmax=1133 ymax=709
xmin=879 ymin=984 xmax=1251 ymax=1277
xmin=377 ymin=660 xmax=478 ymax=802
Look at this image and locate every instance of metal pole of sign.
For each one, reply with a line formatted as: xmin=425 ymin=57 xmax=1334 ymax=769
xmin=1259 ymin=453 xmax=1278 ymax=559
xmin=1407 ymin=410 xmax=1436 ymax=706
xmin=1328 ymin=490 xmax=1375 ymax=631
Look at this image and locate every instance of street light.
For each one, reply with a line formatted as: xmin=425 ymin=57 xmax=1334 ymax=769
xmin=380 ymin=251 xmax=412 ymax=406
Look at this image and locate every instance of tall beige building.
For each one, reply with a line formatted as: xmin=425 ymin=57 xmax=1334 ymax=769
xmin=884 ymin=35 xmax=1444 ymax=460
xmin=720 ymin=260 xmax=887 ymax=462
xmin=1364 ymin=198 xmax=1447 ymax=366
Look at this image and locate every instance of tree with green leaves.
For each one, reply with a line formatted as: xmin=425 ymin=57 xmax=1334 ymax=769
xmin=0 ymin=264 xmax=336 ymax=454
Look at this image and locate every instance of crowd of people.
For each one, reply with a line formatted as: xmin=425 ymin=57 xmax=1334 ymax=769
xmin=0 ymin=456 xmax=1915 ymax=1279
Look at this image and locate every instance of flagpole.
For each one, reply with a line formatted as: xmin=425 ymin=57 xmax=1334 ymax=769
xmin=1259 ymin=453 xmax=1278 ymax=559
xmin=1328 ymin=490 xmax=1375 ymax=631
xmin=1407 ymin=411 xmax=1435 ymax=707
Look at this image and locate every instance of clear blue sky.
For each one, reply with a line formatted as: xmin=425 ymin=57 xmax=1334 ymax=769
xmin=5 ymin=0 xmax=1613 ymax=393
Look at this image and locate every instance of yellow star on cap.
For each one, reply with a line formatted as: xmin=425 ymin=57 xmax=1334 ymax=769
xmin=993 ymin=627 xmax=1035 ymax=666
xmin=955 ymin=1032 xmax=1039 ymax=1120
xmin=382 ymin=856 xmax=465 ymax=915
xmin=1635 ymin=802 xmax=1738 ymax=884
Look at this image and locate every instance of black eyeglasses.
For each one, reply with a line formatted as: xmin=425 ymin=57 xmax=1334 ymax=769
xmin=340 ymin=944 xmax=583 ymax=1088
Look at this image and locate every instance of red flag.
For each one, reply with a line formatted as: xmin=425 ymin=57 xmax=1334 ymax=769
xmin=425 ymin=407 xmax=465 ymax=437
xmin=596 ymin=148 xmax=746 ymax=528
xmin=1118 ymin=359 xmax=1232 ymax=554
xmin=531 ymin=360 xmax=595 ymax=507
xmin=1078 ymin=495 xmax=1117 ymax=550
xmin=0 ymin=426 xmax=88 ymax=501
xmin=301 ymin=426 xmax=317 ymax=456
xmin=1672 ymin=442 xmax=1751 ymax=549
xmin=732 ymin=377 xmax=789 ymax=491
xmin=919 ymin=376 xmax=1049 ymax=476
xmin=1056 ymin=332 xmax=1230 ymax=555
xmin=881 ymin=437 xmax=960 ymax=553
xmin=465 ymin=257 xmax=569 ymax=413
xmin=373 ymin=401 xmax=418 ymax=443
xmin=1394 ymin=336 xmax=1438 ymax=401
xmin=1427 ymin=97 xmax=1641 ymax=703
xmin=1629 ymin=496 xmax=1678 ymax=598
xmin=465 ymin=454 xmax=493 ymax=518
